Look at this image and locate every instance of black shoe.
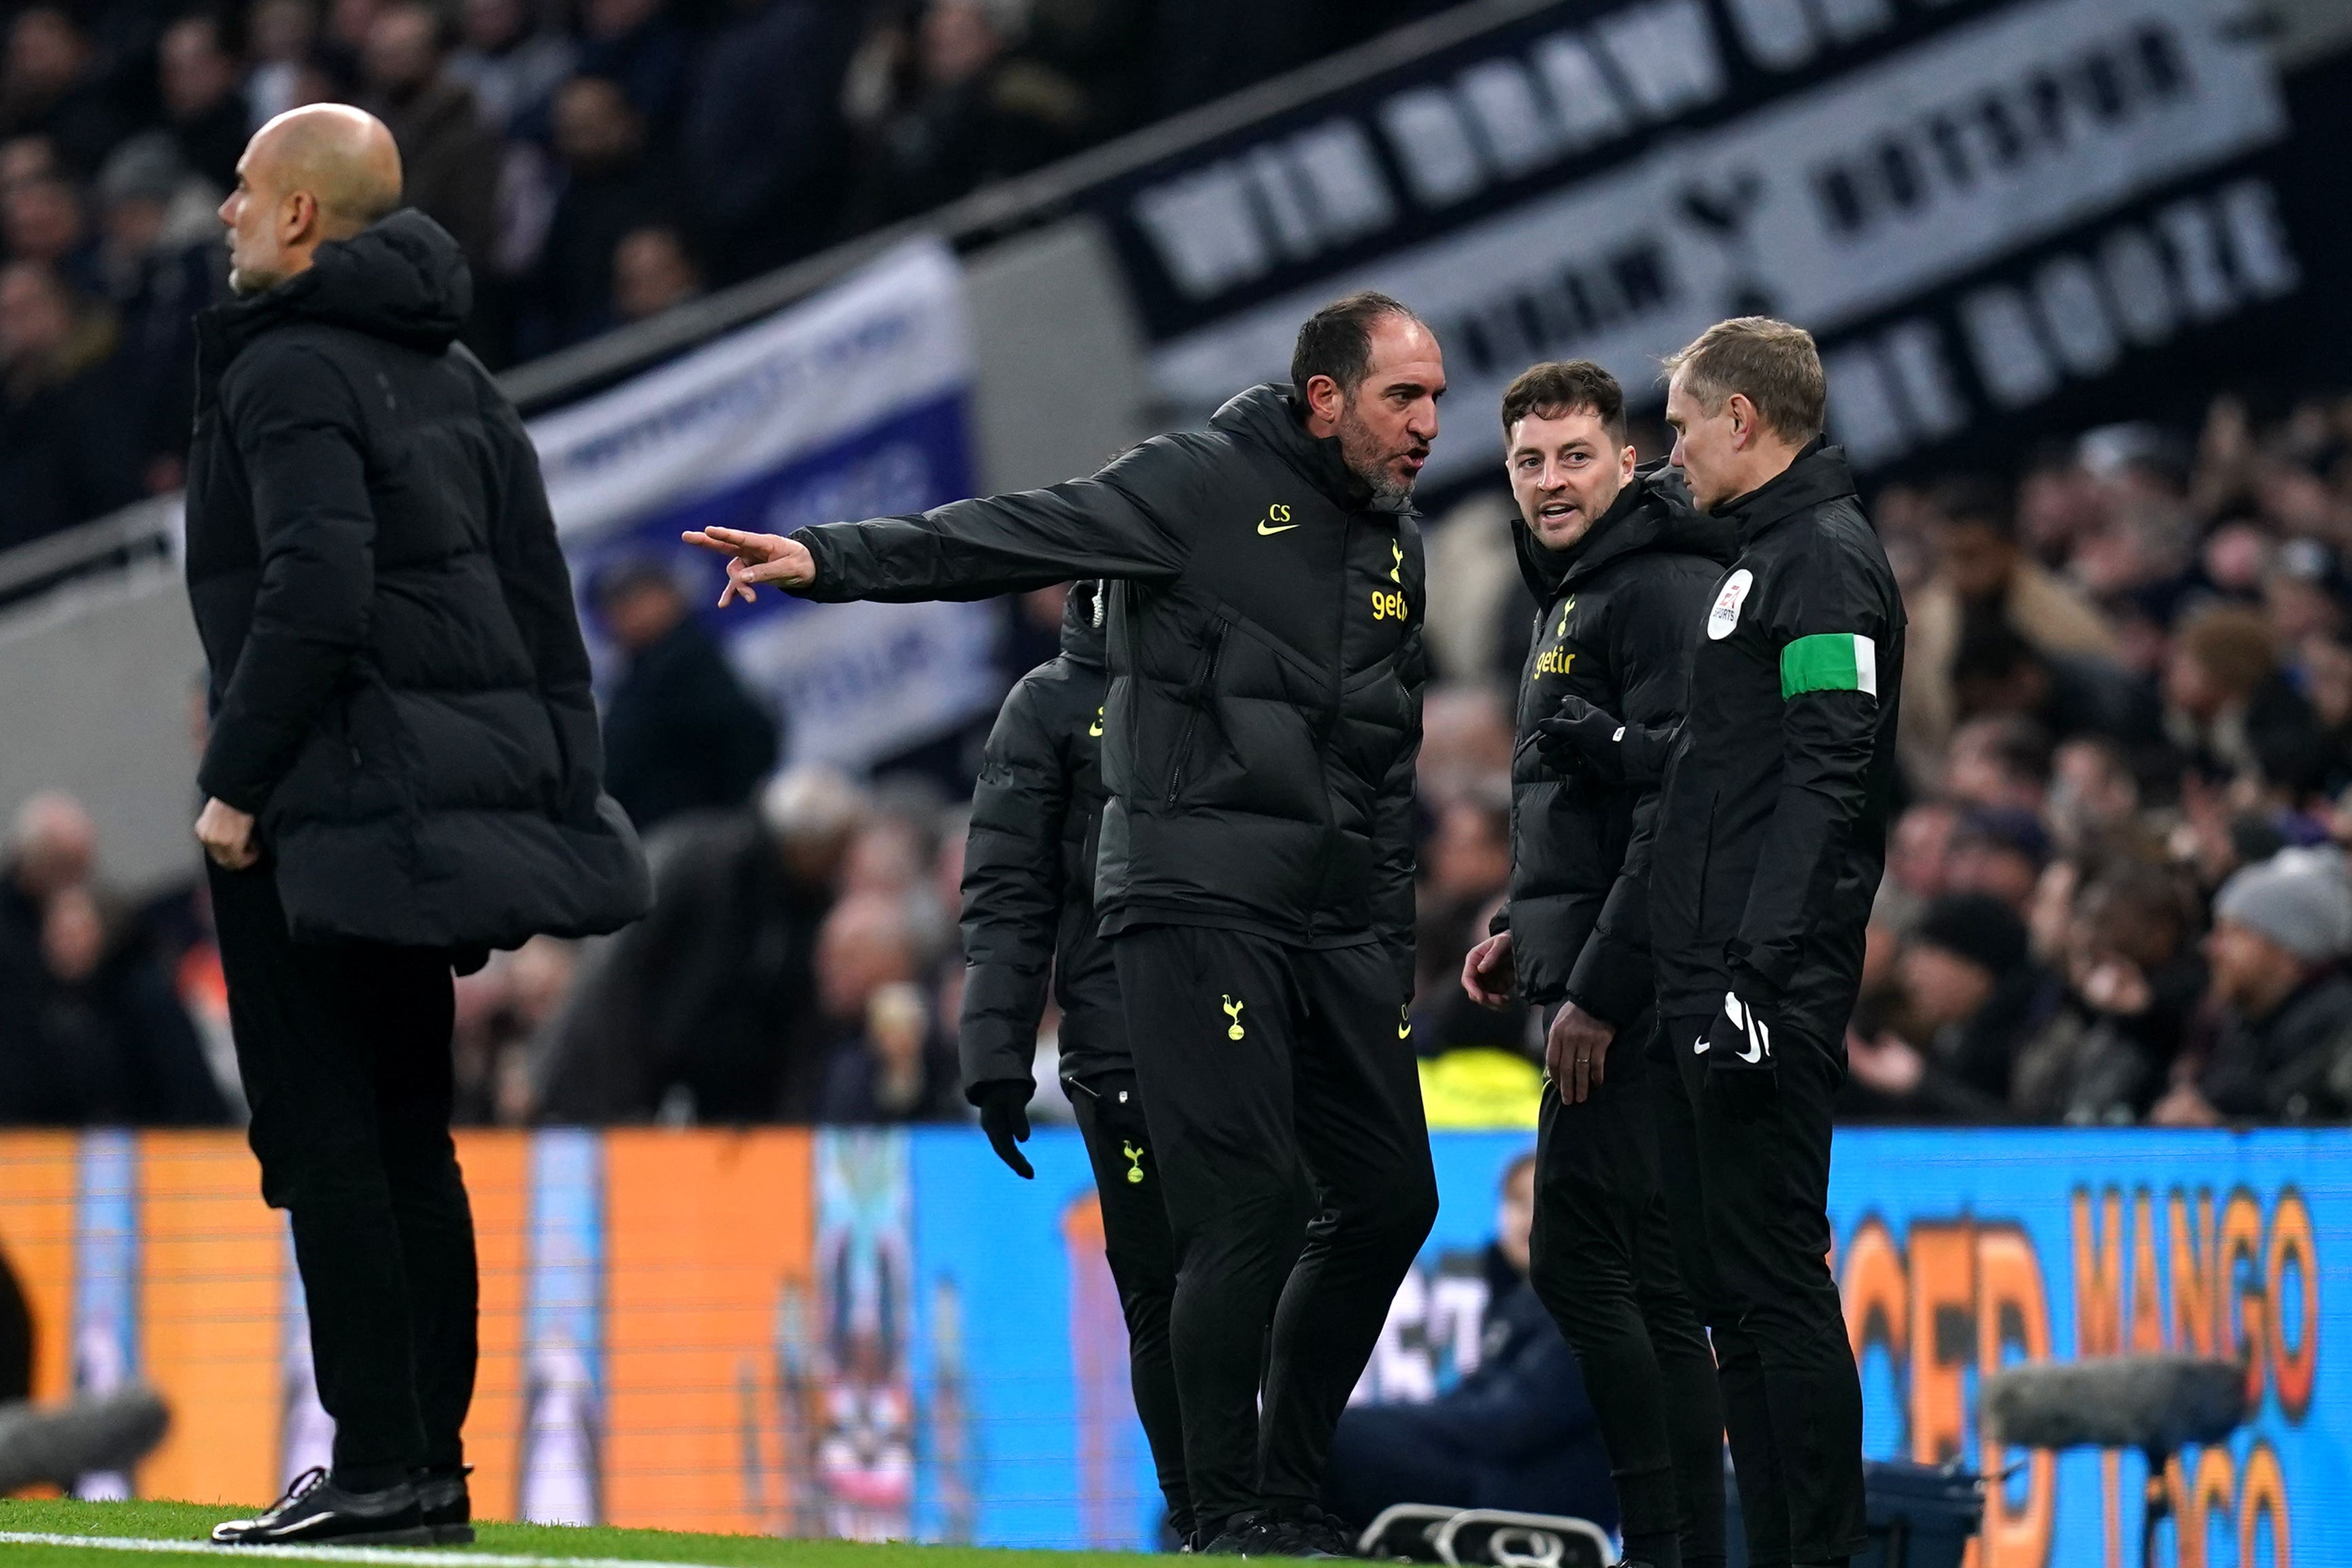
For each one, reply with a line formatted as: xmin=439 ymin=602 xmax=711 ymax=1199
xmin=415 ymin=1464 xmax=475 ymax=1544
xmin=209 ymin=1467 xmax=432 ymax=1546
xmin=1271 ymin=1505 xmax=1354 ymax=1558
xmin=1202 ymin=1509 xmax=1350 ymax=1558
xmin=1199 ymin=1512 xmax=1268 ymax=1554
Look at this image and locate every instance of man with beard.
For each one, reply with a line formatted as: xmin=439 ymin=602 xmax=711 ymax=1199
xmin=1635 ymin=318 xmax=1903 ymax=1568
xmin=1461 ymin=361 xmax=1730 ymax=1568
xmin=687 ymin=292 xmax=1443 ymax=1554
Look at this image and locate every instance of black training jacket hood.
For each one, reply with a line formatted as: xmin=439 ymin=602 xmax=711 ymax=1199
xmin=1060 ymin=578 xmax=1108 ymax=668
xmin=201 ymin=209 xmax=471 ymax=377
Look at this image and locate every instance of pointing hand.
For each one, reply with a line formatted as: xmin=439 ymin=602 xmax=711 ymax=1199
xmin=681 ymin=526 xmax=815 ymax=606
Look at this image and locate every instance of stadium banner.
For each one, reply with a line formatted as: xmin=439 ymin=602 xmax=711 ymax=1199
xmin=528 ymin=239 xmax=1004 ymax=770
xmin=1 ymin=1126 xmax=2343 ymax=1565
xmin=1080 ymin=0 xmax=2303 ymax=481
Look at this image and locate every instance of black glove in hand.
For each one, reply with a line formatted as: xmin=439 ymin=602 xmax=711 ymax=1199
xmin=1697 ymin=984 xmax=1778 ymax=1123
xmin=1534 ymin=696 xmax=1629 ymax=784
xmin=974 ymin=1080 xmax=1036 ymax=1179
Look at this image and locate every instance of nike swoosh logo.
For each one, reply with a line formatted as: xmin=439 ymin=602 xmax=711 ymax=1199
xmin=1736 ymin=1040 xmax=1764 ymax=1064
xmin=1398 ymin=1021 xmax=1412 ymax=1039
xmin=1257 ymin=521 xmax=1301 ymax=535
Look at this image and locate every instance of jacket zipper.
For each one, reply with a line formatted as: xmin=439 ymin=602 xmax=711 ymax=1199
xmin=1165 ymin=621 xmax=1228 ymax=803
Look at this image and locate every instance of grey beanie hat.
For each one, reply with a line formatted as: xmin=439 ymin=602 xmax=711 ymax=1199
xmin=2214 ymin=847 xmax=2352 ymax=965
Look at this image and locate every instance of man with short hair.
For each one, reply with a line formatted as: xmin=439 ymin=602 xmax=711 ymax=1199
xmin=1641 ymin=318 xmax=1904 ymax=1568
xmin=688 ymin=292 xmax=1444 ymax=1552
xmin=1461 ymin=360 xmax=1729 ymax=1568
xmin=188 ymin=104 xmax=649 ymax=1546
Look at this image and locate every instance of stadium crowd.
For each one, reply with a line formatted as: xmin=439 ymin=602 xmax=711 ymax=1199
xmin=9 ymin=381 xmax=2352 ymax=1131
xmin=0 ymin=0 xmax=1459 ymax=547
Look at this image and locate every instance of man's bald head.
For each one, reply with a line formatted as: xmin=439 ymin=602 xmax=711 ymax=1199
xmin=220 ymin=104 xmax=403 ymax=292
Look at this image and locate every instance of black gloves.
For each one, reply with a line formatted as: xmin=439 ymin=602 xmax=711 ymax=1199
xmin=974 ymin=1079 xmax=1035 ymax=1179
xmin=1533 ymin=696 xmax=1627 ymax=783
xmin=1697 ymin=978 xmax=1778 ymax=1122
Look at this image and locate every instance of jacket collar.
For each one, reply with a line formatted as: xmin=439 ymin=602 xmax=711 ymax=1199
xmin=1059 ymin=580 xmax=1108 ymax=669
xmin=196 ymin=209 xmax=471 ymax=407
xmin=1210 ymin=382 xmax=1415 ymax=520
xmin=1512 ymin=459 xmax=1734 ymax=602
xmin=1716 ymin=438 xmax=1858 ymax=545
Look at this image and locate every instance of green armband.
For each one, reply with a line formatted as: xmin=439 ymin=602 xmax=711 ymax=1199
xmin=1780 ymin=632 xmax=1878 ymax=699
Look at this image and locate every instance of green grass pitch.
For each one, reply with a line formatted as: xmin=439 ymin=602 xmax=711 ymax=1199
xmin=0 ymin=1498 xmax=1152 ymax=1568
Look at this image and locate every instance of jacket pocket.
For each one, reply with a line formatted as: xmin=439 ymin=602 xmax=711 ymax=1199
xmin=1165 ymin=619 xmax=1229 ymax=804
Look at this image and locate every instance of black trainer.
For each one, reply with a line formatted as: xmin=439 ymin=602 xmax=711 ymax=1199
xmin=1269 ymin=1505 xmax=1354 ymax=1558
xmin=1199 ymin=1511 xmax=1269 ymax=1554
xmin=416 ymin=1465 xmax=475 ymax=1544
xmin=1201 ymin=1509 xmax=1350 ymax=1558
xmin=209 ymin=1467 xmax=432 ymax=1546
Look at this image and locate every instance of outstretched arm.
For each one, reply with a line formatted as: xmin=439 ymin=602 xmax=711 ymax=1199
xmin=686 ymin=437 xmax=1199 ymax=606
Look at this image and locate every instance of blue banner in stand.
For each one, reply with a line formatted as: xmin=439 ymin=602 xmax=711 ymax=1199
xmin=530 ymin=239 xmax=1004 ymax=771
xmin=902 ymin=1127 xmax=2349 ymax=1564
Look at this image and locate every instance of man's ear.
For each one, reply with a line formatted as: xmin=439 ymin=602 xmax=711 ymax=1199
xmin=1724 ymin=392 xmax=1757 ymax=451
xmin=1304 ymin=372 xmax=1343 ymax=424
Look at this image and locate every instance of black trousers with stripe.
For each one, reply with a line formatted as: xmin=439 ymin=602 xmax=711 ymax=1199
xmin=1112 ymin=924 xmax=1437 ymax=1527
xmin=1069 ymin=1070 xmax=1191 ymax=1537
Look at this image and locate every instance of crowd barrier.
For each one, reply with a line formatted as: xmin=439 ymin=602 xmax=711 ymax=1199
xmin=0 ymin=1127 xmax=2339 ymax=1565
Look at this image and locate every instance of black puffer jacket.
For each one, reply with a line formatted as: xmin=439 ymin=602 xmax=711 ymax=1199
xmin=1499 ymin=463 xmax=1731 ymax=1018
xmin=1649 ymin=443 xmax=1905 ymax=1044
xmin=958 ymin=582 xmax=1125 ymax=1098
xmin=796 ymin=383 xmax=1425 ymax=982
xmin=185 ymin=209 xmax=649 ymax=949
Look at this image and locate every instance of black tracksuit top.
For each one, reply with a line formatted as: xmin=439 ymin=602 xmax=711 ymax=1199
xmin=1501 ymin=462 xmax=1733 ymax=1020
xmin=957 ymin=585 xmax=1127 ymax=1097
xmin=796 ymin=383 xmax=1425 ymax=983
xmin=1648 ymin=442 xmax=1907 ymax=1042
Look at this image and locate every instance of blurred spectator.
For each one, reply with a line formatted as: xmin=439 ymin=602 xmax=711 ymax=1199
xmin=846 ymin=0 xmax=1079 ymax=232
xmin=531 ymin=74 xmax=670 ymax=348
xmin=1944 ymin=715 xmax=2050 ymax=815
xmin=535 ymin=766 xmax=863 ymax=1122
xmin=680 ymin=0 xmax=851 ymax=279
xmin=1875 ymin=800 xmax=1958 ymax=934
xmin=1944 ymin=806 xmax=2049 ymax=913
xmin=361 ymin=1 xmax=498 ymax=265
xmin=0 ymin=260 xmax=139 ymax=547
xmin=817 ymin=976 xmax=961 ymax=1122
xmin=1846 ymin=894 xmax=2042 ymax=1121
xmin=2155 ymin=849 xmax=2352 ymax=1125
xmin=158 ymin=16 xmax=251 ymax=194
xmin=1903 ymin=476 xmax=2121 ymax=787
xmin=0 ymin=7 xmax=123 ymax=177
xmin=4 ymin=166 xmax=99 ymax=290
xmin=611 ymin=222 xmax=698 ymax=321
xmin=92 ymin=133 xmax=220 ymax=492
xmin=593 ymin=556 xmax=779 ymax=834
xmin=575 ymin=0 xmax=689 ymax=134
xmin=1323 ymin=1151 xmax=1614 ymax=1531
xmin=449 ymin=936 xmax=573 ymax=1123
xmin=0 ymin=793 xmax=226 ymax=1125
xmin=2165 ymin=603 xmax=2327 ymax=790
xmin=245 ymin=0 xmax=321 ymax=128
xmin=2011 ymin=862 xmax=2205 ymax=1123
xmin=447 ymin=0 xmax=574 ymax=135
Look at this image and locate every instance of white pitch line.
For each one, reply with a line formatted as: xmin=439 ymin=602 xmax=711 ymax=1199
xmin=0 ymin=1532 xmax=738 ymax=1568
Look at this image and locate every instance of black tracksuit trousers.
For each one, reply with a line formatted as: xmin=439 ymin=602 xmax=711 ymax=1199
xmin=1657 ymin=1018 xmax=1865 ymax=1567
xmin=1068 ymin=1071 xmax=1193 ymax=1537
xmin=209 ymin=864 xmax=479 ymax=1489
xmin=1527 ymin=1021 xmax=1726 ymax=1567
xmin=1113 ymin=925 xmax=1438 ymax=1527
